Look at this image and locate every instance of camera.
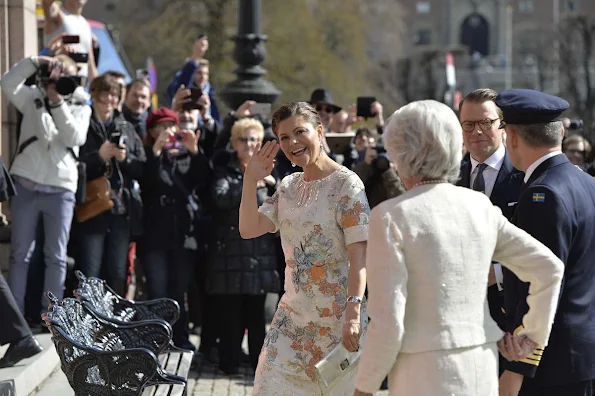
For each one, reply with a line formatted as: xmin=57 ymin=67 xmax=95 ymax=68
xmin=372 ymin=142 xmax=390 ymax=173
xmin=37 ymin=63 xmax=81 ymax=96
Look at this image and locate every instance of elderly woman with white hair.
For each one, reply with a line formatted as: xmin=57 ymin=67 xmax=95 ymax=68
xmin=353 ymin=100 xmax=565 ymax=396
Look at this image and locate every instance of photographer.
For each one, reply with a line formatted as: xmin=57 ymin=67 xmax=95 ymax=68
xmin=138 ymin=108 xmax=210 ymax=350
xmin=74 ymin=74 xmax=146 ymax=297
xmin=171 ymin=84 xmax=221 ymax=159
xmin=0 ymin=55 xmax=90 ymax=313
xmin=353 ymin=134 xmax=405 ymax=208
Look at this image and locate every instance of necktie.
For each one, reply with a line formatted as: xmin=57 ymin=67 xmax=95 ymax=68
xmin=473 ymin=163 xmax=488 ymax=193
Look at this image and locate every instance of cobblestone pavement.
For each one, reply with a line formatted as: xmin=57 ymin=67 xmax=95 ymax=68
xmin=188 ymin=335 xmax=389 ymax=396
xmin=189 ymin=358 xmax=389 ymax=396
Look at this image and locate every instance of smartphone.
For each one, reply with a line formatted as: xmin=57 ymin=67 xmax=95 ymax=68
xmin=67 ymin=52 xmax=88 ymax=63
xmin=110 ymin=133 xmax=126 ymax=148
xmin=62 ymin=35 xmax=80 ymax=44
xmin=182 ymin=88 xmax=203 ymax=111
xmin=356 ymin=96 xmax=377 ymax=119
xmin=249 ymin=103 xmax=272 ymax=119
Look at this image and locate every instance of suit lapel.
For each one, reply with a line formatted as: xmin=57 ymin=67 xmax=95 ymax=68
xmin=458 ymin=153 xmax=471 ymax=188
xmin=494 ymin=151 xmax=513 ymax=187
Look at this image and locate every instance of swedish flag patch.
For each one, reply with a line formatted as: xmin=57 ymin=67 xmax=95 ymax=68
xmin=532 ymin=193 xmax=545 ymax=202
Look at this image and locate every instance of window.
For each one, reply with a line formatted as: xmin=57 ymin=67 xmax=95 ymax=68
xmin=519 ymin=0 xmax=534 ymax=13
xmin=416 ymin=2 xmax=431 ymax=14
xmin=415 ymin=29 xmax=432 ymax=45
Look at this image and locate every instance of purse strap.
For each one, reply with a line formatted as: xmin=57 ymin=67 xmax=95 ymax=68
xmin=168 ymin=161 xmax=199 ymax=213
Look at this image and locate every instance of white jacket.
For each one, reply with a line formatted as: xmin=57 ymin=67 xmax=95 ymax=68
xmin=0 ymin=56 xmax=90 ymax=193
xmin=356 ymin=183 xmax=564 ymax=393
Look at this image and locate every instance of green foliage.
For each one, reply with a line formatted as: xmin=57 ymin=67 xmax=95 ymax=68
xmin=110 ymin=0 xmax=370 ymax=111
xmin=262 ymin=0 xmax=367 ymax=108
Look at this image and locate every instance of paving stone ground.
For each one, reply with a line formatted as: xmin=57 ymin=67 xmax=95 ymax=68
xmin=190 ymin=354 xmax=389 ymax=396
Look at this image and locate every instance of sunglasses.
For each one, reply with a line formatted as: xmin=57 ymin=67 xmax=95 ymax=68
xmin=315 ymin=105 xmax=334 ymax=113
xmin=236 ymin=137 xmax=260 ymax=144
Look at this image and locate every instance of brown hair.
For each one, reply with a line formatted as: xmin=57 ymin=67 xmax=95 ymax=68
xmin=458 ymin=88 xmax=503 ymax=119
xmin=89 ymin=74 xmax=121 ymax=99
xmin=126 ymin=78 xmax=152 ymax=93
xmin=563 ymin=134 xmax=592 ymax=154
xmin=271 ymin=102 xmax=322 ymax=135
xmin=355 ymin=126 xmax=376 ymax=140
xmin=103 ymin=70 xmax=126 ymax=80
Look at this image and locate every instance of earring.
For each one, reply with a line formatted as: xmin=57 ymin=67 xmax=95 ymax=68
xmin=319 ymin=140 xmax=325 ymax=156
xmin=291 ymin=162 xmax=296 ymax=167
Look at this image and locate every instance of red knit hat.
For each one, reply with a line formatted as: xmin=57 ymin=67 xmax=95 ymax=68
xmin=146 ymin=107 xmax=179 ymax=130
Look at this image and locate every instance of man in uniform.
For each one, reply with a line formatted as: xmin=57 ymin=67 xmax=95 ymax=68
xmin=457 ymin=88 xmax=524 ymax=330
xmin=496 ymin=88 xmax=595 ymax=395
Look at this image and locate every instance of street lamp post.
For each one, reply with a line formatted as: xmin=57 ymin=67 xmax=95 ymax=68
xmin=219 ymin=0 xmax=281 ymax=112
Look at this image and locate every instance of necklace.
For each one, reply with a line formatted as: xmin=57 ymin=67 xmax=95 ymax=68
xmin=412 ymin=179 xmax=448 ymax=189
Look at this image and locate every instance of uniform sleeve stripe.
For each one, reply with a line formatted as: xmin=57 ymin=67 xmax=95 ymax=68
xmin=520 ymin=357 xmax=541 ymax=366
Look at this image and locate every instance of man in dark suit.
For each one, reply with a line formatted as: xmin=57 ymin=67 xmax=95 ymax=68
xmin=457 ymin=88 xmax=524 ymax=330
xmin=496 ymin=89 xmax=595 ymax=395
xmin=0 ymin=155 xmax=43 ymax=368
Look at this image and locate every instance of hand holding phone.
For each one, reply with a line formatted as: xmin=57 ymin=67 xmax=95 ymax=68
xmin=249 ymin=103 xmax=272 ymax=119
xmin=110 ymin=132 xmax=126 ymax=148
xmin=356 ymin=97 xmax=377 ymax=119
xmin=182 ymin=88 xmax=203 ymax=111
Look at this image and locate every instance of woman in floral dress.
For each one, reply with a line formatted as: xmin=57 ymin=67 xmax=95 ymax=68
xmin=239 ymin=102 xmax=370 ymax=395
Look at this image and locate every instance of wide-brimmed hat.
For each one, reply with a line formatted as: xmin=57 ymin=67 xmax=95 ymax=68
xmin=309 ymin=89 xmax=342 ymax=113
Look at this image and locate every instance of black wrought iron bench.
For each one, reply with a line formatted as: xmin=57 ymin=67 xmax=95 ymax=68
xmin=42 ymin=292 xmax=193 ymax=396
xmin=73 ymin=270 xmax=179 ymax=325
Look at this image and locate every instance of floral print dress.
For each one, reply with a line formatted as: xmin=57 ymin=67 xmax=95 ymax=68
xmin=254 ymin=167 xmax=370 ymax=396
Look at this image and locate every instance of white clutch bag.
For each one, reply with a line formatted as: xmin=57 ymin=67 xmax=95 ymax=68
xmin=315 ymin=343 xmax=362 ymax=394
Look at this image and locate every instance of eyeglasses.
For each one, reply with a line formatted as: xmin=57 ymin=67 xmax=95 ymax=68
xmin=461 ymin=118 xmax=500 ymax=132
xmin=315 ymin=105 xmax=334 ymax=113
xmin=236 ymin=137 xmax=260 ymax=144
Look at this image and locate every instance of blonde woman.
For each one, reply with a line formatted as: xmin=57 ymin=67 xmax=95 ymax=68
xmin=207 ymin=118 xmax=280 ymax=375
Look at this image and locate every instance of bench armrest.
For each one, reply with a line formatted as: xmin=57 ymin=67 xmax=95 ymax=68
xmin=117 ymin=298 xmax=180 ymax=325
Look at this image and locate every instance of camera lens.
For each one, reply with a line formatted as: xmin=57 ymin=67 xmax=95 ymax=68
xmin=373 ymin=154 xmax=390 ymax=173
xmin=175 ymin=133 xmax=184 ymax=142
xmin=55 ymin=76 xmax=78 ymax=95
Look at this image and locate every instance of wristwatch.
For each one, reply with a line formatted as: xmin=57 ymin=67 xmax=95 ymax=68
xmin=347 ymin=296 xmax=363 ymax=304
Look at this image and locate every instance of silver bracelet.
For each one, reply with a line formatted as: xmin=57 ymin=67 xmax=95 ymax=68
xmin=347 ymin=296 xmax=363 ymax=304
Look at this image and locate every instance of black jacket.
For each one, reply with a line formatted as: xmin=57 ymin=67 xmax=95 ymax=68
xmin=139 ymin=146 xmax=210 ymax=251
xmin=77 ymin=109 xmax=146 ymax=236
xmin=457 ymin=150 xmax=524 ymax=331
xmin=206 ymin=152 xmax=280 ymax=295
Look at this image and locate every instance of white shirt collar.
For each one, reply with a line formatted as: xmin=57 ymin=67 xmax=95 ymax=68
xmin=470 ymin=144 xmax=506 ymax=173
xmin=524 ymin=151 xmax=563 ymax=183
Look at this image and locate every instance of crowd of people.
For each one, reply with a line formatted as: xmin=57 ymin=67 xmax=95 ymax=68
xmin=1 ymin=3 xmax=595 ymax=395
